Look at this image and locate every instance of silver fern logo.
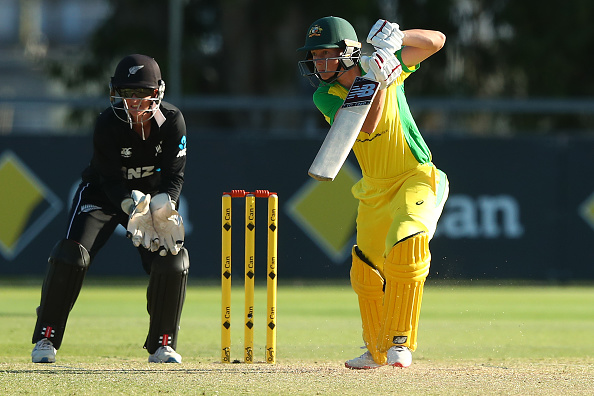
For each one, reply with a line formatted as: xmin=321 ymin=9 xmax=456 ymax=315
xmin=128 ymin=65 xmax=144 ymax=77
xmin=79 ymin=204 xmax=102 ymax=214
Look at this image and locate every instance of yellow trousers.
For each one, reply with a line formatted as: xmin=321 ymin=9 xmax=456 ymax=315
xmin=350 ymin=163 xmax=448 ymax=361
xmin=352 ymin=163 xmax=448 ymax=273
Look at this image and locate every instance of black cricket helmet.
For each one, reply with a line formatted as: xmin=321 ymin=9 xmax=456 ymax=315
xmin=109 ymin=54 xmax=166 ymax=125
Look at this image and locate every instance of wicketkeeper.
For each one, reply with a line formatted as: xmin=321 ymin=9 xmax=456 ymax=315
xmin=31 ymin=54 xmax=189 ymax=364
xmin=298 ymin=17 xmax=449 ymax=369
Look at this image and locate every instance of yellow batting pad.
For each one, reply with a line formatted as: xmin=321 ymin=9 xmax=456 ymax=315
xmin=350 ymin=246 xmax=386 ymax=364
xmin=378 ymin=232 xmax=430 ymax=353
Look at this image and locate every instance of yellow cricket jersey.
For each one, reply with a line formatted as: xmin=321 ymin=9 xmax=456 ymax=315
xmin=313 ymin=52 xmax=431 ymax=179
xmin=313 ymin=53 xmax=448 ymax=263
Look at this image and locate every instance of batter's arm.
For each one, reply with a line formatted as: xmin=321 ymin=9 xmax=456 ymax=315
xmin=360 ymin=29 xmax=445 ymax=134
xmin=400 ymin=29 xmax=446 ymax=67
xmin=361 ymin=88 xmax=387 ymax=134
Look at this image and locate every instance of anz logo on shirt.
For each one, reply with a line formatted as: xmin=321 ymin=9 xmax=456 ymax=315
xmin=177 ymin=136 xmax=187 ymax=158
xmin=122 ymin=166 xmax=155 ymax=180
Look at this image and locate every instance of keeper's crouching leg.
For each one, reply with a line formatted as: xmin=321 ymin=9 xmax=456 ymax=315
xmin=350 ymin=246 xmax=386 ymax=364
xmin=378 ymin=232 xmax=430 ymax=354
xmin=145 ymin=248 xmax=189 ymax=353
xmin=33 ymin=239 xmax=90 ymax=349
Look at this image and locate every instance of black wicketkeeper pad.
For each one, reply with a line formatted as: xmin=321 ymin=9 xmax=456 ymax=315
xmin=32 ymin=239 xmax=90 ymax=349
xmin=145 ymin=247 xmax=190 ymax=353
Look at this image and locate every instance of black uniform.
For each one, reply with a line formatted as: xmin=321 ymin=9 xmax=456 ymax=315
xmin=69 ymin=101 xmax=186 ymax=272
xmin=32 ymin=101 xmax=190 ymax=353
xmin=84 ymin=101 xmax=186 ymax=209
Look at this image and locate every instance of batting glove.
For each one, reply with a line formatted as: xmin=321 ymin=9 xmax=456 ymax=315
xmin=124 ymin=190 xmax=160 ymax=252
xmin=361 ymin=48 xmax=402 ymax=89
xmin=367 ymin=19 xmax=404 ymax=54
xmin=150 ymin=193 xmax=185 ymax=256
xmin=360 ymin=55 xmax=382 ymax=88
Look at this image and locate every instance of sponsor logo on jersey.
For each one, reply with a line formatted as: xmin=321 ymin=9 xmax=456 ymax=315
xmin=177 ymin=136 xmax=187 ymax=158
xmin=125 ymin=166 xmax=155 ymax=179
xmin=121 ymin=147 xmax=132 ymax=158
xmin=155 ymin=143 xmax=162 ymax=156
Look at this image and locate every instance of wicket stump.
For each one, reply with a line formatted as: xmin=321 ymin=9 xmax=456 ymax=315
xmin=221 ymin=190 xmax=278 ymax=364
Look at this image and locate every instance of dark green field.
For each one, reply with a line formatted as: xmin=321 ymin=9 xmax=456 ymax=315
xmin=1 ymin=279 xmax=593 ymax=395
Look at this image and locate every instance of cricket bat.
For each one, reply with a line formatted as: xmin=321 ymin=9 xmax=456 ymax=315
xmin=308 ymin=76 xmax=380 ymax=181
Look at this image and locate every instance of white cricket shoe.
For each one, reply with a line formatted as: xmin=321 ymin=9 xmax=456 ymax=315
xmin=387 ymin=345 xmax=412 ymax=368
xmin=344 ymin=350 xmax=383 ymax=370
xmin=148 ymin=346 xmax=182 ymax=363
xmin=31 ymin=338 xmax=56 ymax=363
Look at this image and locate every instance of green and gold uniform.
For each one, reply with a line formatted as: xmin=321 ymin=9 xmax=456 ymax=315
xmin=312 ymin=53 xmax=449 ymax=363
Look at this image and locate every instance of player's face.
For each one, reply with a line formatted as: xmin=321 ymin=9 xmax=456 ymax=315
xmin=119 ymin=88 xmax=157 ymax=121
xmin=310 ymin=48 xmax=342 ymax=80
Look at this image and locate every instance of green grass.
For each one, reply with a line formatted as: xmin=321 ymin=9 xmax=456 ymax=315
xmin=1 ymin=278 xmax=594 ymax=395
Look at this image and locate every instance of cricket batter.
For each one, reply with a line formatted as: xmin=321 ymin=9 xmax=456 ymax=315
xmin=31 ymin=54 xmax=189 ymax=364
xmin=298 ymin=17 xmax=449 ymax=369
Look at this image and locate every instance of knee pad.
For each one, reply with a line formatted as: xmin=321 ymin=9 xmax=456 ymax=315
xmin=33 ymin=239 xmax=90 ymax=349
xmin=145 ymin=247 xmax=190 ymax=353
xmin=378 ymin=232 xmax=430 ymax=353
xmin=350 ymin=246 xmax=386 ymax=364
xmin=49 ymin=239 xmax=91 ymax=270
xmin=150 ymin=247 xmax=190 ymax=274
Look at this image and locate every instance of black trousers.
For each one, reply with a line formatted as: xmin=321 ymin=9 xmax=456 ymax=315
xmin=32 ymin=181 xmax=180 ymax=350
xmin=66 ymin=182 xmax=158 ymax=273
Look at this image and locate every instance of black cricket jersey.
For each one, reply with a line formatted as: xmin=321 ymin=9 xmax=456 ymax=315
xmin=81 ymin=101 xmax=187 ymax=212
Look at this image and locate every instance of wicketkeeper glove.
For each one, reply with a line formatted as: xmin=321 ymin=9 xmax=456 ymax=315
xmin=150 ymin=193 xmax=185 ymax=256
xmin=360 ymin=48 xmax=402 ymax=89
xmin=123 ymin=190 xmax=160 ymax=252
xmin=367 ymin=19 xmax=404 ymax=54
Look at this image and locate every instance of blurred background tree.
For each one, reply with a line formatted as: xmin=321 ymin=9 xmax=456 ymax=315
xmin=40 ymin=0 xmax=594 ymax=135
